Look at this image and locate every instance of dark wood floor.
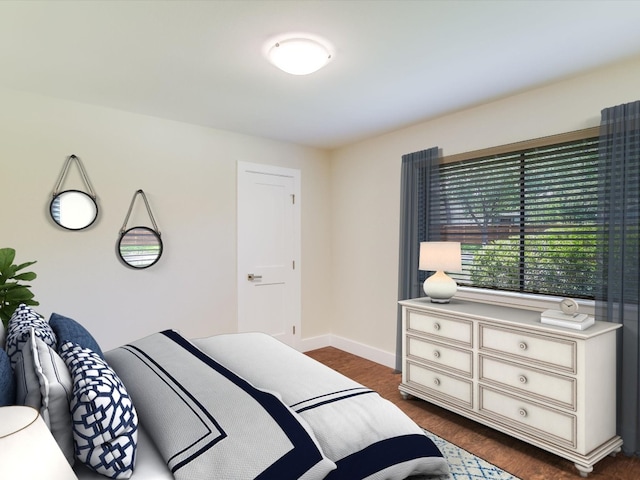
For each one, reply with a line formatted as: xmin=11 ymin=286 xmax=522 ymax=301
xmin=305 ymin=346 xmax=640 ymax=480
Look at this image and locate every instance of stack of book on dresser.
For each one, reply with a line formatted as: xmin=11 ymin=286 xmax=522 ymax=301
xmin=540 ymin=309 xmax=595 ymax=330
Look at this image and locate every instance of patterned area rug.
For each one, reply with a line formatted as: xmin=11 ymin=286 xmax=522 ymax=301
xmin=422 ymin=430 xmax=521 ymax=480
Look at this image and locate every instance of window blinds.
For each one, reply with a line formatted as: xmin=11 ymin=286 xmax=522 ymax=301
xmin=430 ymin=135 xmax=600 ymax=298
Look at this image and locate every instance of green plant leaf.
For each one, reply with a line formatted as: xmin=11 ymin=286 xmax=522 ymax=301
xmin=0 ymin=248 xmax=16 ymax=271
xmin=15 ymin=260 xmax=37 ymax=270
xmin=0 ymin=248 xmax=38 ymax=328
xmin=6 ymin=287 xmax=34 ymax=301
xmin=13 ymin=272 xmax=37 ymax=281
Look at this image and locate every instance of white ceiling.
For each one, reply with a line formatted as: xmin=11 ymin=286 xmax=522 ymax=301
xmin=1 ymin=1 xmax=640 ymax=150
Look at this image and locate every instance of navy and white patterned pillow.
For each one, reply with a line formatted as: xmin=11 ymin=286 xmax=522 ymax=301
xmin=6 ymin=304 xmax=56 ymax=369
xmin=60 ymin=342 xmax=138 ymax=479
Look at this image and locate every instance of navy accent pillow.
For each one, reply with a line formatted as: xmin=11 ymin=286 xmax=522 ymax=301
xmin=49 ymin=313 xmax=104 ymax=359
xmin=0 ymin=348 xmax=15 ymax=406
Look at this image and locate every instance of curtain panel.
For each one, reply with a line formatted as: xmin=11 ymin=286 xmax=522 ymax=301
xmin=596 ymin=100 xmax=640 ymax=456
xmin=396 ymin=147 xmax=441 ymax=371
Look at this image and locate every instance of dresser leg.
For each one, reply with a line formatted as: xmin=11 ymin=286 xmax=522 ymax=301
xmin=399 ymin=391 xmax=413 ymax=400
xmin=574 ymin=463 xmax=593 ymax=478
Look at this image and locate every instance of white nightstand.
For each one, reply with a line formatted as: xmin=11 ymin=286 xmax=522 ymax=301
xmin=0 ymin=405 xmax=77 ymax=480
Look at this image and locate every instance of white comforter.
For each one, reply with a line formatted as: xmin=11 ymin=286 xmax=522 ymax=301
xmin=78 ymin=331 xmax=449 ymax=480
xmin=194 ymin=332 xmax=449 ymax=479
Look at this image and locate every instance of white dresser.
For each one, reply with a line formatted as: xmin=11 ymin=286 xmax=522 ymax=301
xmin=399 ymin=298 xmax=622 ymax=477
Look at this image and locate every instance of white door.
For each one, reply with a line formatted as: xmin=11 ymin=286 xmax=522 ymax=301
xmin=237 ymin=161 xmax=301 ymax=348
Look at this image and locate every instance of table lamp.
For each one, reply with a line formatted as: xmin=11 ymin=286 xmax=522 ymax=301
xmin=419 ymin=241 xmax=462 ymax=303
xmin=0 ymin=405 xmax=77 ymax=480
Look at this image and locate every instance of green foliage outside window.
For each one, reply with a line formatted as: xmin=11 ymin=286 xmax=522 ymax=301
xmin=468 ymin=228 xmax=597 ymax=297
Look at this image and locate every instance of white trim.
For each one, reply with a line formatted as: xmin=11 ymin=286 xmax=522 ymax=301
xmin=331 ymin=335 xmax=396 ymax=368
xmin=300 ymin=334 xmax=396 ymax=369
xmin=299 ymin=334 xmax=332 ymax=352
xmin=299 ymin=289 xmax=596 ymax=369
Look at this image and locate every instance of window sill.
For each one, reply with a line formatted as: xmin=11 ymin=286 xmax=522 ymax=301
xmin=455 ymin=286 xmax=596 ymax=316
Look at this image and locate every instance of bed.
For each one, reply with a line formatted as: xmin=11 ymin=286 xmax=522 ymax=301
xmin=2 ymin=305 xmax=450 ymax=480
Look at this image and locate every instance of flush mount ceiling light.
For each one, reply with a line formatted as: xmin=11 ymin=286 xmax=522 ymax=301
xmin=266 ymin=35 xmax=333 ymax=75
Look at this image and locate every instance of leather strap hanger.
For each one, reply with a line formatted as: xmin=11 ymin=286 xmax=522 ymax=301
xmin=120 ymin=189 xmax=160 ymax=236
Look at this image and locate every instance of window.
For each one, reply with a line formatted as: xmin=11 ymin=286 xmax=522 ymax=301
xmin=424 ymin=128 xmax=600 ymax=299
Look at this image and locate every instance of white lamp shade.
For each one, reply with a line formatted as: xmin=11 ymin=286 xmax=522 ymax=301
xmin=0 ymin=406 xmax=77 ymax=480
xmin=267 ymin=37 xmax=332 ymax=75
xmin=419 ymin=242 xmax=462 ymax=272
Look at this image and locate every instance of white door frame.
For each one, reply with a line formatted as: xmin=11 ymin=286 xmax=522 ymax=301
xmin=236 ymin=161 xmax=301 ymax=348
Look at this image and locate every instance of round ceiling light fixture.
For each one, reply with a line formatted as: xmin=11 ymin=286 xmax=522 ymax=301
xmin=266 ymin=35 xmax=333 ymax=75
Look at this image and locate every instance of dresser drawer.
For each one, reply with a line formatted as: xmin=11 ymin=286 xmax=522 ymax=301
xmin=406 ymin=310 xmax=472 ymax=347
xmin=479 ymin=355 xmax=576 ymax=409
xmin=406 ymin=361 xmax=473 ymax=408
xmin=407 ymin=336 xmax=473 ymax=377
xmin=479 ymin=386 xmax=576 ymax=448
xmin=479 ymin=324 xmax=576 ymax=373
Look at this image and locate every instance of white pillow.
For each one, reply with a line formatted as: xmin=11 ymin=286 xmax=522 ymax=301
xmin=15 ymin=327 xmax=74 ymax=466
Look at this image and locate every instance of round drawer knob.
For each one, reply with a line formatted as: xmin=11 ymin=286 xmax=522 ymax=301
xmin=433 ymin=378 xmax=441 ymax=386
xmin=433 ymin=323 xmax=441 ymax=331
xmin=433 ymin=350 xmax=441 ymax=359
xmin=519 ymin=342 xmax=528 ymax=351
xmin=519 ymin=408 xmax=527 ymax=418
xmin=519 ymin=375 xmax=527 ymax=384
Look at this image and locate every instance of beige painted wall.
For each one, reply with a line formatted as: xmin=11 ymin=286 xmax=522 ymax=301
xmin=0 ymin=87 xmax=332 ymax=350
xmin=328 ymin=56 xmax=640 ymax=359
xmin=3 ymin=55 xmax=639 ymax=362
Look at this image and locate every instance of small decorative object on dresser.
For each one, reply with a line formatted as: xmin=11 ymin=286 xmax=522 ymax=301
xmin=540 ymin=298 xmax=594 ymax=330
xmin=399 ymin=297 xmax=623 ymax=478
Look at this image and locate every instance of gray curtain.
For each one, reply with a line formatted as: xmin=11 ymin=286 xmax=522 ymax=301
xmin=596 ymin=100 xmax=640 ymax=456
xmin=396 ymin=147 xmax=441 ymax=371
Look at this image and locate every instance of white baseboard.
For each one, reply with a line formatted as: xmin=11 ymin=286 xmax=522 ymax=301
xmin=299 ymin=334 xmax=332 ymax=352
xmin=300 ymin=334 xmax=396 ymax=369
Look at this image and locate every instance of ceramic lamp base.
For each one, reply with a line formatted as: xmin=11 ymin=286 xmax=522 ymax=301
xmin=423 ymin=270 xmax=457 ymax=303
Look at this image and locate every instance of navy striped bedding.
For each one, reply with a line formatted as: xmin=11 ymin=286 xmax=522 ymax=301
xmin=106 ymin=330 xmax=336 ymax=480
xmin=194 ymin=332 xmax=449 ymax=480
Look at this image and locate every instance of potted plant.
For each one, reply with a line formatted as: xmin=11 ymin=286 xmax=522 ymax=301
xmin=0 ymin=248 xmax=38 ymax=328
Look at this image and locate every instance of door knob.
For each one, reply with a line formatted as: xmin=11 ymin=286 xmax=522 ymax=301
xmin=247 ymin=274 xmax=263 ymax=281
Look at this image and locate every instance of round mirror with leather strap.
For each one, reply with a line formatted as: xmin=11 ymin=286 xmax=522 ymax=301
xmin=49 ymin=155 xmax=98 ymax=231
xmin=118 ymin=226 xmax=163 ymax=269
xmin=117 ymin=190 xmax=163 ymax=269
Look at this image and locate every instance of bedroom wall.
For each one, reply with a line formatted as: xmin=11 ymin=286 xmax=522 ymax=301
xmin=0 ymin=87 xmax=333 ymax=351
xmin=3 ymin=55 xmax=639 ymax=365
xmin=328 ymin=55 xmax=640 ymax=366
